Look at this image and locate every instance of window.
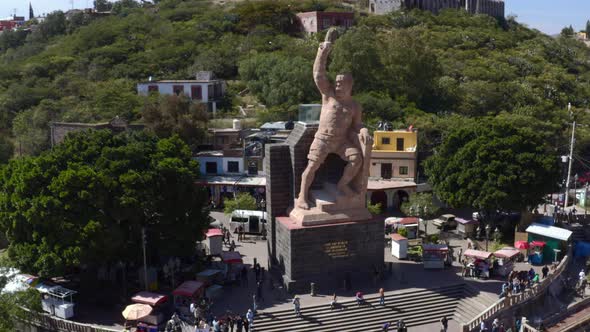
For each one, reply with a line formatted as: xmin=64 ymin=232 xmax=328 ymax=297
xmin=148 ymin=85 xmax=158 ymax=92
xmin=396 ymin=138 xmax=405 ymax=151
xmin=381 ymin=163 xmax=392 ymax=179
xmin=191 ymin=85 xmax=202 ymax=100
xmin=206 ymin=162 xmax=217 ymax=174
xmin=173 ymin=85 xmax=184 ymax=95
xmin=399 ymin=166 xmax=409 ymax=175
xmin=227 ymin=161 xmax=240 ymax=173
xmin=381 ymin=137 xmax=391 ymax=145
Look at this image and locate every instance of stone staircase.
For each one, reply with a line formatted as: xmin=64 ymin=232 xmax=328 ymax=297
xmin=568 ymin=223 xmax=588 ymax=243
xmin=453 ymin=284 xmax=499 ymax=326
xmin=253 ymin=284 xmax=465 ymax=332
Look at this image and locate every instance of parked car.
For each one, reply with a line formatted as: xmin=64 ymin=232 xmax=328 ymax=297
xmin=432 ymin=214 xmax=457 ymax=229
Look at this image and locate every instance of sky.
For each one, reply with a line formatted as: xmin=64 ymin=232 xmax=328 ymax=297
xmin=0 ymin=0 xmax=590 ymax=35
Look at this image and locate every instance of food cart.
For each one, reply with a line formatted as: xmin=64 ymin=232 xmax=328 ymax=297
xmin=205 ymin=228 xmax=223 ymax=256
xmin=456 ymin=218 xmax=478 ymax=239
xmin=41 ymin=286 xmax=77 ymax=319
xmin=422 ymin=244 xmax=449 ymax=269
xmin=529 ymin=241 xmax=546 ymax=265
xmin=396 ymin=217 xmax=420 ymax=239
xmin=463 ymin=249 xmax=492 ymax=279
xmin=391 ymin=234 xmax=408 ymax=259
xmin=514 ymin=241 xmax=529 ymax=261
xmin=493 ymin=248 xmax=520 ymax=277
xmin=220 ymin=251 xmax=243 ymax=284
xmin=173 ymin=281 xmax=205 ymax=316
xmin=131 ymin=291 xmax=170 ymax=331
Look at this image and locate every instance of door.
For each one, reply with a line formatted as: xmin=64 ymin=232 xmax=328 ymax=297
xmin=249 ymin=216 xmax=259 ymax=233
xmin=381 ymin=163 xmax=392 ymax=179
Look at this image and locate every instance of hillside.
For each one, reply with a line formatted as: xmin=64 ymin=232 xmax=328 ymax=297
xmin=0 ymin=0 xmax=589 ymax=161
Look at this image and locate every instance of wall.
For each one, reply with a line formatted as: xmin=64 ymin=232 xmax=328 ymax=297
xmin=369 ymin=0 xmax=403 ymax=15
xmin=197 ymin=156 xmax=223 ymax=175
xmin=369 ymin=158 xmax=416 ymax=179
xmin=373 ymin=131 xmax=417 ymax=152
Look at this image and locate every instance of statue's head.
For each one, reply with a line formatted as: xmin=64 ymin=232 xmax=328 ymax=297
xmin=335 ymin=73 xmax=353 ymax=98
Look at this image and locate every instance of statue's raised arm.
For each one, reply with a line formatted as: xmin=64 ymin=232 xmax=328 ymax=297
xmin=313 ymin=28 xmax=338 ymax=96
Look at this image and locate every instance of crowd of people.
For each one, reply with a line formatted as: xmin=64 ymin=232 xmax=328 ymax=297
xmin=499 ymin=267 xmax=544 ymax=298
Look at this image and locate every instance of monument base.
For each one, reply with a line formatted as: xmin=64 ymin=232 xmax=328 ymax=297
xmin=274 ymin=215 xmax=384 ymax=293
xmin=289 ymin=183 xmax=372 ymax=226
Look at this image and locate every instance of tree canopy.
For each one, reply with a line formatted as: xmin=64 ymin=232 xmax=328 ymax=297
xmin=0 ymin=130 xmax=209 ymax=277
xmin=424 ymin=116 xmax=560 ymax=213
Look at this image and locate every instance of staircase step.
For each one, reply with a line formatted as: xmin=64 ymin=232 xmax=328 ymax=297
xmin=253 ymin=284 xmax=466 ymax=332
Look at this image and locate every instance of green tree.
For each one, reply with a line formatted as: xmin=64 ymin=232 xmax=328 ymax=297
xmin=0 ymin=130 xmax=209 ymax=277
xmin=424 ymin=116 xmax=559 ymax=214
xmin=561 ymin=25 xmax=575 ymax=38
xmin=224 ymin=192 xmax=258 ymax=215
xmin=400 ymin=193 xmax=440 ymax=219
xmin=94 ymin=0 xmax=113 ymax=11
xmin=141 ymin=94 xmax=208 ymax=151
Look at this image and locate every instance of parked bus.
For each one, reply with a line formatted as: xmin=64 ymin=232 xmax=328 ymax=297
xmin=229 ymin=210 xmax=268 ymax=234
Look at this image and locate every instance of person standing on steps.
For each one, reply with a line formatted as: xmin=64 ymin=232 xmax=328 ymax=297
xmin=382 ymin=321 xmax=391 ymax=331
xmin=379 ymin=287 xmax=385 ymax=306
xmin=330 ymin=293 xmax=337 ymax=310
xmin=246 ymin=309 xmax=254 ymax=331
xmin=440 ymin=316 xmax=448 ymax=332
xmin=293 ymin=295 xmax=301 ymax=317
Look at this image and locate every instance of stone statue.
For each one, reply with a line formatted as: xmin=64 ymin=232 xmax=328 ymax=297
xmin=295 ymin=28 xmax=373 ymax=211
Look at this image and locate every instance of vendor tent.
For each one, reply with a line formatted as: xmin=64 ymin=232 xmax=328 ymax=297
xmin=173 ymin=281 xmax=204 ymax=298
xmin=131 ymin=291 xmax=168 ymax=306
xmin=526 ymin=223 xmax=571 ymax=263
xmin=464 ymin=249 xmax=492 ymax=260
xmin=220 ymin=251 xmax=243 ymax=264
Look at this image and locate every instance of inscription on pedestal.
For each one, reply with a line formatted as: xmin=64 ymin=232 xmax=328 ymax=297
xmin=324 ymin=240 xmax=351 ymax=258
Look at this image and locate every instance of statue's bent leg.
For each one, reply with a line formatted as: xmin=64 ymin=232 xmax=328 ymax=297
xmin=297 ymin=160 xmax=321 ymax=210
xmin=337 ymin=154 xmax=361 ymax=196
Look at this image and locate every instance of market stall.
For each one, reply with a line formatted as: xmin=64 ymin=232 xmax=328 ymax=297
xmin=529 ymin=241 xmax=546 ymax=265
xmin=493 ymin=248 xmax=520 ymax=277
xmin=396 ymin=217 xmax=420 ymax=239
xmin=196 ymin=269 xmax=223 ymax=286
xmin=220 ymin=251 xmax=244 ymax=284
xmin=422 ymin=244 xmax=449 ymax=269
xmin=456 ymin=218 xmax=478 ymax=239
xmin=525 ymin=223 xmax=572 ymax=264
xmin=391 ymin=234 xmax=408 ymax=259
xmin=173 ymin=281 xmax=205 ymax=316
xmin=131 ymin=291 xmax=170 ymax=330
xmin=41 ymin=286 xmax=77 ymax=319
xmin=463 ymin=249 xmax=492 ymax=279
xmin=205 ymin=228 xmax=223 ymax=256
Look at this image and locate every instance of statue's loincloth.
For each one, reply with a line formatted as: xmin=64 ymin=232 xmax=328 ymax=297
xmin=308 ymin=134 xmax=360 ymax=163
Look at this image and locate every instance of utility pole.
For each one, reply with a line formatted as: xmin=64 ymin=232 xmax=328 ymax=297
xmin=564 ymin=103 xmax=575 ymax=209
xmin=142 ymin=227 xmax=149 ymax=291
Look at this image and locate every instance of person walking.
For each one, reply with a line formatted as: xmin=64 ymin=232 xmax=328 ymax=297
xmin=256 ymin=281 xmax=264 ymax=302
xmin=243 ymin=316 xmax=249 ymax=332
xmin=293 ymin=295 xmax=301 ymax=317
xmin=236 ymin=315 xmax=243 ymax=332
xmin=440 ymin=316 xmax=448 ymax=332
xmin=379 ymin=287 xmax=385 ymax=306
xmin=480 ymin=320 xmax=488 ymax=331
xmin=246 ymin=309 xmax=254 ymax=331
xmin=542 ymin=265 xmax=549 ymax=279
xmin=397 ymin=319 xmax=406 ymax=332
xmin=252 ymin=294 xmax=257 ymax=314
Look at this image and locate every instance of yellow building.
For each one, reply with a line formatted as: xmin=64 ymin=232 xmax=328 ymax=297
xmin=370 ymin=130 xmax=417 ymax=180
xmin=366 ymin=129 xmax=418 ymax=211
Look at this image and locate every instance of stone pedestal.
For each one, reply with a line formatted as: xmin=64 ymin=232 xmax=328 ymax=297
xmin=274 ymin=215 xmax=384 ymax=293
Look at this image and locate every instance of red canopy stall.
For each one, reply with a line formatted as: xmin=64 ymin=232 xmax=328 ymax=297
xmin=463 ymin=249 xmax=492 ymax=278
xmin=220 ymin=251 xmax=243 ymax=284
xmin=131 ymin=291 xmax=169 ymax=330
xmin=493 ymin=248 xmax=521 ymax=277
xmin=173 ymin=281 xmax=205 ymax=315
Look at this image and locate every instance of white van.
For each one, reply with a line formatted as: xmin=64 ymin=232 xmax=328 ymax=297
xmin=229 ymin=210 xmax=268 ymax=234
